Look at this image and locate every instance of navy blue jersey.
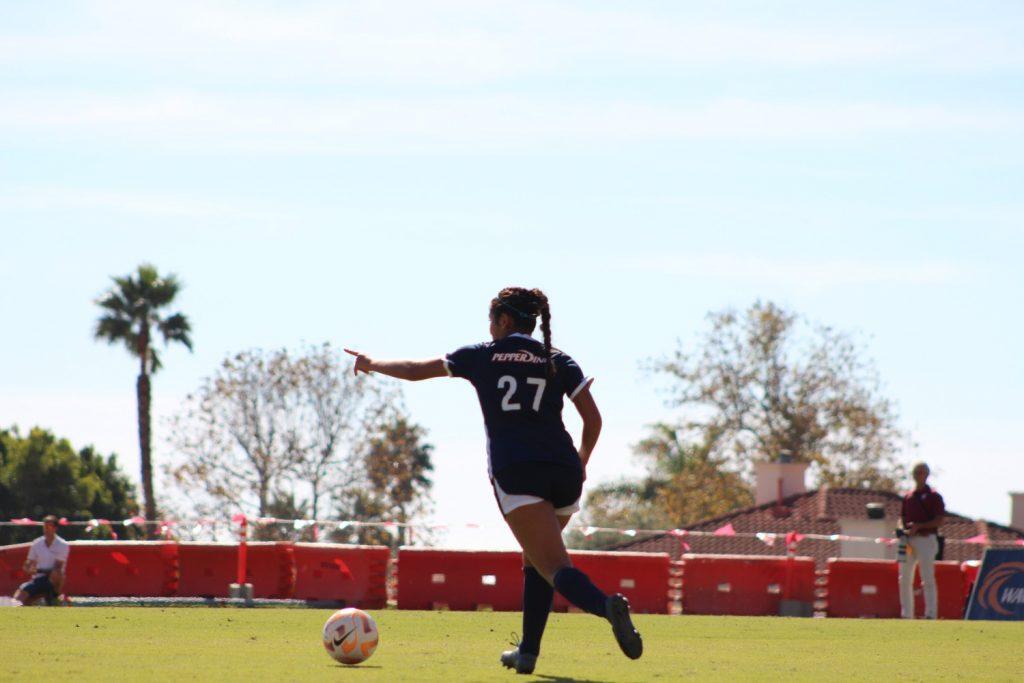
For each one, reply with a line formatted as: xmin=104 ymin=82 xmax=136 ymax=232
xmin=445 ymin=333 xmax=592 ymax=474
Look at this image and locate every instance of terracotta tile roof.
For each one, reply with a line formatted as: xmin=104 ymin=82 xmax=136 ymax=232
xmin=614 ymin=486 xmax=1024 ymax=567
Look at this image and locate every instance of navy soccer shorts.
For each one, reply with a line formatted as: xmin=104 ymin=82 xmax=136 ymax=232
xmin=491 ymin=462 xmax=583 ymax=516
xmin=19 ymin=573 xmax=56 ymax=600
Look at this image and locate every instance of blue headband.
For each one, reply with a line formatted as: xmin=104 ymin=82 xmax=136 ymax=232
xmin=498 ymin=299 xmax=537 ymax=320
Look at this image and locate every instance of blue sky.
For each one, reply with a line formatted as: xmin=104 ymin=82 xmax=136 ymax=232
xmin=1 ymin=1 xmax=1022 ymax=547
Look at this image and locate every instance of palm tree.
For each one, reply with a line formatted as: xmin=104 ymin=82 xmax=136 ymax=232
xmin=94 ymin=264 xmax=193 ymax=525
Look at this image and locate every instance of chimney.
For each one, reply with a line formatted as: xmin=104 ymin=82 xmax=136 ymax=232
xmin=1011 ymin=492 xmax=1024 ymax=532
xmin=755 ymin=460 xmax=809 ymax=506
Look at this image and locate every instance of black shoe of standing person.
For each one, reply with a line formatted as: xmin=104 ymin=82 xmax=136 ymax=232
xmin=606 ymin=593 xmax=643 ymax=659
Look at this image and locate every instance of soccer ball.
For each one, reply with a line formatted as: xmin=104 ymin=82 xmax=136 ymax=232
xmin=322 ymin=608 xmax=379 ymax=665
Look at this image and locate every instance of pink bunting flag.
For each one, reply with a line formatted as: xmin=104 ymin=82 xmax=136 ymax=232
xmin=110 ymin=551 xmax=130 ymax=565
xmin=713 ymin=523 xmax=736 ymax=536
xmin=12 ymin=518 xmax=35 ymax=525
xmin=756 ymin=532 xmax=776 ymax=547
xmin=964 ymin=534 xmax=988 ymax=544
xmin=58 ymin=517 xmax=69 ymax=526
xmin=668 ymin=529 xmax=690 ymax=550
xmin=785 ymin=531 xmax=805 ymax=547
xmin=1016 ymin=539 xmax=1024 ymax=546
xmin=231 ymin=514 xmax=247 ymax=524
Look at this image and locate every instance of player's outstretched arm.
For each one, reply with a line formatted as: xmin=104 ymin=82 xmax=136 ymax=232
xmin=344 ymin=349 xmax=448 ymax=381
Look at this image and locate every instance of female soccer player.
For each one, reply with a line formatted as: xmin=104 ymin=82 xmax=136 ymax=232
xmin=345 ymin=286 xmax=642 ymax=674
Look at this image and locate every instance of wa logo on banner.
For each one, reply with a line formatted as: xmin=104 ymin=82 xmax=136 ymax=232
xmin=965 ymin=548 xmax=1024 ymax=621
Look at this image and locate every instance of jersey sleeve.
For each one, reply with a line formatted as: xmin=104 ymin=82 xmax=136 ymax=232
xmin=444 ymin=343 xmax=484 ymax=380
xmin=559 ymin=353 xmax=593 ymax=400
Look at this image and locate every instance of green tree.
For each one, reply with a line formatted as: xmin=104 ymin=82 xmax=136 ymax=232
xmin=570 ymin=425 xmax=752 ymax=549
xmin=652 ymin=301 xmax=908 ymax=489
xmin=332 ymin=415 xmax=434 ymax=547
xmin=94 ymin=264 xmax=192 ymax=524
xmin=0 ymin=426 xmax=139 ymax=544
xmin=167 ymin=344 xmax=391 ymax=520
xmin=572 ymin=301 xmax=907 ymax=546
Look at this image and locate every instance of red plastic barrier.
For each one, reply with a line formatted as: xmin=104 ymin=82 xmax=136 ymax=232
xmin=64 ymin=542 xmax=179 ymax=597
xmin=395 ymin=548 xmax=671 ymax=613
xmin=0 ymin=543 xmax=31 ymax=595
xmin=557 ymin=551 xmax=670 ymax=614
xmin=397 ymin=549 xmax=523 ymax=611
xmin=292 ymin=543 xmax=389 ymax=608
xmin=961 ymin=560 xmax=981 ymax=607
xmin=681 ymin=554 xmax=816 ymax=616
xmin=0 ymin=542 xmax=179 ymax=598
xmin=824 ymin=558 xmax=964 ymax=619
xmin=177 ymin=542 xmax=295 ymax=599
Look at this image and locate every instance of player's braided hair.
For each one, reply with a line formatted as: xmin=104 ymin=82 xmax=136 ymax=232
xmin=490 ymin=286 xmax=555 ymax=376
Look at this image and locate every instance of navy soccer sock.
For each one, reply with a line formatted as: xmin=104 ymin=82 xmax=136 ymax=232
xmin=519 ymin=566 xmax=553 ymax=656
xmin=553 ymin=566 xmax=608 ymax=618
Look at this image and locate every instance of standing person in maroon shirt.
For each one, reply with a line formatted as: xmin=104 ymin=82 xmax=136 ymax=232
xmin=898 ymin=462 xmax=945 ymax=619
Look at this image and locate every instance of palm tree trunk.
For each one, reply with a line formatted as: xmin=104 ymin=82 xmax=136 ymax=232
xmin=137 ymin=372 xmax=156 ymax=531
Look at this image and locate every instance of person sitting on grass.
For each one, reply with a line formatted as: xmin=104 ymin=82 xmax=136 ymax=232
xmin=13 ymin=515 xmax=70 ymax=606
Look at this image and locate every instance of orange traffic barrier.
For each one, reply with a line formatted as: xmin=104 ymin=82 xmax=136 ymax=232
xmin=292 ymin=543 xmax=389 ymax=608
xmin=680 ymin=554 xmax=816 ymax=616
xmin=823 ymin=558 xmax=965 ymax=619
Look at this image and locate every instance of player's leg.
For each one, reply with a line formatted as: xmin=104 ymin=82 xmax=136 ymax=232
xmin=915 ymin=536 xmax=939 ymax=619
xmin=504 ymin=502 xmax=642 ymax=659
xmin=516 ymin=515 xmax=571 ymax=658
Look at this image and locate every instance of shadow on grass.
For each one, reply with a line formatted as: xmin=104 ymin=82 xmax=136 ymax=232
xmin=533 ymin=675 xmax=615 ymax=683
xmin=331 ymin=664 xmax=383 ymax=670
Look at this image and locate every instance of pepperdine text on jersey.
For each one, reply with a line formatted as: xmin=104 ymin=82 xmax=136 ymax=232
xmin=492 ymin=350 xmax=548 ymax=363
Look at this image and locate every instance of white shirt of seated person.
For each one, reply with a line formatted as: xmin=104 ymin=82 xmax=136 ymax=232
xmin=27 ymin=534 xmax=70 ymax=574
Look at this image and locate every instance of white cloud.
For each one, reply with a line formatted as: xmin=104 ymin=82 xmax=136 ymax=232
xmin=0 ymin=90 xmax=1016 ymax=154
xmin=614 ymin=253 xmax=972 ymax=288
xmin=0 ymin=186 xmax=269 ymax=220
xmin=1 ymin=1 xmax=1021 ymax=88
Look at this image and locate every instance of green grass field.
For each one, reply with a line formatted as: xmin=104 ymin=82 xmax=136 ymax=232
xmin=1 ymin=608 xmax=1021 ymax=681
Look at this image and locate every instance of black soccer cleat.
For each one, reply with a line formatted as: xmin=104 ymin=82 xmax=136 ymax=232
xmin=500 ymin=647 xmax=537 ymax=674
xmin=606 ymin=593 xmax=643 ymax=660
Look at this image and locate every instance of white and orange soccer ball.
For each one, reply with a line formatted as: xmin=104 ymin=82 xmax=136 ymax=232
xmin=322 ymin=608 xmax=379 ymax=665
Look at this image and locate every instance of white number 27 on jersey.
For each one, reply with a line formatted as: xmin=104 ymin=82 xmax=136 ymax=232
xmin=498 ymin=376 xmax=546 ymax=412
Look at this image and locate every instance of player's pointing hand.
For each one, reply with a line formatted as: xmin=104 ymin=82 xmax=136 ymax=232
xmin=344 ymin=348 xmax=374 ymax=376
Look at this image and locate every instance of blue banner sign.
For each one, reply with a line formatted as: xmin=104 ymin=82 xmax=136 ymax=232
xmin=965 ymin=548 xmax=1024 ymax=621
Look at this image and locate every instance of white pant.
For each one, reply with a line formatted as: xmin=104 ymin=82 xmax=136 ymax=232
xmin=898 ymin=534 xmax=939 ymax=619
